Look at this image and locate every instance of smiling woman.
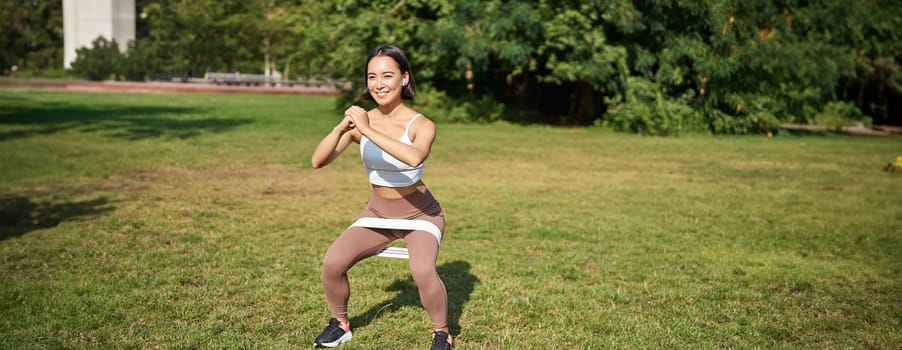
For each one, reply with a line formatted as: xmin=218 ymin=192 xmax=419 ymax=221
xmin=360 ymin=46 xmax=416 ymax=103
xmin=308 ymin=45 xmax=453 ymax=350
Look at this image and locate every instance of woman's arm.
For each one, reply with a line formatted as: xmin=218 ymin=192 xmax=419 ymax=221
xmin=349 ymin=108 xmax=435 ymax=167
xmin=310 ymin=115 xmax=358 ymax=169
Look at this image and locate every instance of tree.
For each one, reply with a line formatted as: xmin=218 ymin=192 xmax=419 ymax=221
xmin=0 ymin=0 xmax=63 ymax=73
xmin=15 ymin=0 xmax=901 ymax=130
xmin=537 ymin=2 xmax=630 ymax=124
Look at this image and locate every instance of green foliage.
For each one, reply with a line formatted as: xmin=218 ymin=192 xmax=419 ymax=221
xmin=3 ymin=68 xmax=74 ymax=79
xmin=0 ymin=0 xmax=62 ymax=72
xmin=409 ymin=84 xmax=457 ymax=122
xmin=10 ymin=0 xmax=901 ymax=131
xmin=539 ymin=4 xmax=629 ymax=94
xmin=815 ymin=101 xmax=871 ymax=130
xmin=70 ymin=37 xmax=123 ymax=81
xmin=413 ymin=84 xmax=506 ymax=123
xmin=601 ymin=77 xmax=707 ymax=135
xmin=334 ymin=83 xmax=507 ymax=124
xmin=705 ymin=94 xmax=781 ymax=135
xmin=118 ymin=40 xmax=153 ymax=81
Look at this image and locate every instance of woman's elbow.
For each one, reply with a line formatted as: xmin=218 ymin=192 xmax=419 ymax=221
xmin=403 ymin=154 xmax=428 ymax=167
xmin=311 ymin=152 xmax=333 ymax=169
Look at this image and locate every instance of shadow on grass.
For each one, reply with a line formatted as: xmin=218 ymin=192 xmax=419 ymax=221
xmin=350 ymin=260 xmax=479 ymax=337
xmin=0 ymin=95 xmax=253 ymax=141
xmin=0 ymin=195 xmax=113 ymax=240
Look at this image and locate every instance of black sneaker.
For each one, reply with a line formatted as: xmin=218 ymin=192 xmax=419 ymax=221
xmin=314 ymin=318 xmax=352 ymax=348
xmin=430 ymin=331 xmax=453 ymax=350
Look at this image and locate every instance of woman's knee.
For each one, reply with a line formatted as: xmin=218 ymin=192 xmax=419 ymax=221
xmin=409 ymin=263 xmax=438 ymax=283
xmin=322 ymin=252 xmax=350 ymax=278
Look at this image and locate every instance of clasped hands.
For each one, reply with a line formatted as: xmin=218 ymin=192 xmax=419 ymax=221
xmin=339 ymin=105 xmax=370 ymax=133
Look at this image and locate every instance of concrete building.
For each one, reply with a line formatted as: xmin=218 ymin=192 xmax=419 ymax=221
xmin=63 ymin=0 xmax=135 ymax=69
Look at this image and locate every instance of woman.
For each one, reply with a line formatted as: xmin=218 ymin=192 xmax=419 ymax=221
xmin=310 ymin=45 xmax=453 ymax=350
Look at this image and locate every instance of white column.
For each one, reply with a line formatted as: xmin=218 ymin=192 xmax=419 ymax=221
xmin=63 ymin=0 xmax=135 ymax=69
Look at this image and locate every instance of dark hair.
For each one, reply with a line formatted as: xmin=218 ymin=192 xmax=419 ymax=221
xmin=359 ymin=45 xmax=415 ymax=101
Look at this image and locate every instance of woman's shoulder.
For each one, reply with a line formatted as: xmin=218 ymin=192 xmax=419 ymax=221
xmin=410 ymin=111 xmax=435 ymax=128
xmin=407 ymin=110 xmax=436 ymax=142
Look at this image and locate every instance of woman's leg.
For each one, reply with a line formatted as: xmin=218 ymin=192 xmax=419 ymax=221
xmin=321 ymin=226 xmax=392 ymax=321
xmin=405 ymin=230 xmax=448 ymax=331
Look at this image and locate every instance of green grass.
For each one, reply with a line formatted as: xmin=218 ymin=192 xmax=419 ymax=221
xmin=1 ymin=90 xmax=900 ymax=349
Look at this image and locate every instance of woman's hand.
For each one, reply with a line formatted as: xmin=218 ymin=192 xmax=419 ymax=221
xmin=344 ymin=105 xmax=370 ymax=134
xmin=313 ymin=111 xmax=359 ymax=169
xmin=335 ymin=114 xmax=356 ymax=134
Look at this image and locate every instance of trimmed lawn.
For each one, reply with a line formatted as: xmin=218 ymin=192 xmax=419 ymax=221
xmin=1 ymin=90 xmax=900 ymax=349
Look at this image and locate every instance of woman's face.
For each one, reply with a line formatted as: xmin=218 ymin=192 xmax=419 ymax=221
xmin=366 ymin=56 xmax=407 ymax=106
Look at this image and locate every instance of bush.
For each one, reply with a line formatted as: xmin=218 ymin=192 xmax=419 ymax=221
xmin=815 ymin=101 xmax=871 ymax=130
xmin=333 ymin=83 xmax=506 ymax=124
xmin=118 ymin=40 xmax=154 ymax=81
xmin=3 ymin=68 xmax=75 ymax=79
xmin=414 ymin=84 xmax=505 ymax=123
xmin=600 ymin=77 xmax=707 ymax=135
xmin=70 ymin=36 xmax=123 ymax=81
xmin=706 ymin=94 xmax=781 ymax=135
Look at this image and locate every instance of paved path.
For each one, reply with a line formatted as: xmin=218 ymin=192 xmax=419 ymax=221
xmin=0 ymin=80 xmax=340 ymax=96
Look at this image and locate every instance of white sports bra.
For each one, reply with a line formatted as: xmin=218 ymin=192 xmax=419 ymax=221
xmin=360 ymin=114 xmax=425 ymax=187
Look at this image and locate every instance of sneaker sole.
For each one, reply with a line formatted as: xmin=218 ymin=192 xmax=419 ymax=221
xmin=314 ymin=331 xmax=352 ymax=348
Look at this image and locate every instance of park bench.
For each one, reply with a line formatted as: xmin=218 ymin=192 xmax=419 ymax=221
xmin=204 ymin=72 xmax=281 ymax=86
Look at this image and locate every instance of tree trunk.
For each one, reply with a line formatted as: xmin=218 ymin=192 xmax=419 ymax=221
xmin=263 ymin=36 xmax=271 ymax=79
xmin=569 ymin=82 xmax=598 ymax=125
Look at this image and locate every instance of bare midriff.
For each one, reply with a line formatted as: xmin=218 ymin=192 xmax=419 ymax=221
xmin=371 ymin=180 xmax=425 ymax=199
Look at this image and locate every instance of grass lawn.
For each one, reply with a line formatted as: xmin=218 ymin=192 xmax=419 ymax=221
xmin=1 ymin=90 xmax=900 ymax=349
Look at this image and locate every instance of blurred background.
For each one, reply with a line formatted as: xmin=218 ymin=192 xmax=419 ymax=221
xmin=2 ymin=0 xmax=900 ymax=132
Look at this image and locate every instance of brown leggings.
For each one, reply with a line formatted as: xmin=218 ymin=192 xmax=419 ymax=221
xmin=321 ymin=186 xmax=447 ymax=330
